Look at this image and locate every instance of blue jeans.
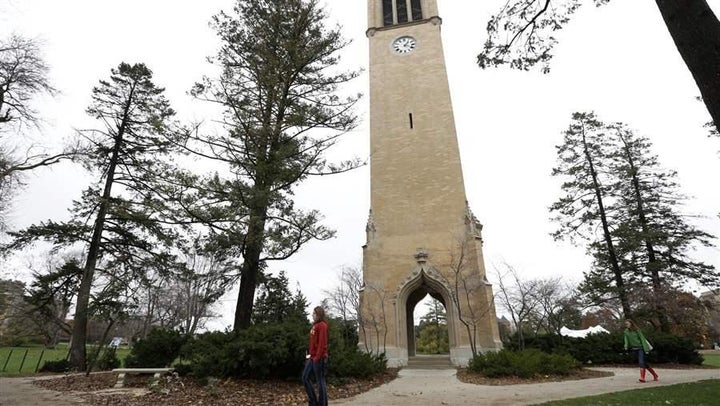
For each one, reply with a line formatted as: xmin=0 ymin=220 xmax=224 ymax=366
xmin=302 ymin=358 xmax=327 ymax=406
xmin=633 ymin=347 xmax=648 ymax=368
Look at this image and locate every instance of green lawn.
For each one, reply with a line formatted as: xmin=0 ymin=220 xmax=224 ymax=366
xmin=702 ymin=353 xmax=720 ymax=367
xmin=0 ymin=344 xmax=130 ymax=376
xmin=538 ymin=379 xmax=720 ymax=405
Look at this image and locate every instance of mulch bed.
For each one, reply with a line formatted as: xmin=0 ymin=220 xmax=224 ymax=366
xmin=32 ymin=363 xmax=717 ymax=404
xmin=34 ymin=370 xmax=399 ymax=406
xmin=456 ymin=367 xmax=614 ymax=386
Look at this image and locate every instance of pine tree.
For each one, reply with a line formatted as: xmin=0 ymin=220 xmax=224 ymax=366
xmin=608 ymin=123 xmax=717 ymax=330
xmin=180 ymin=0 xmax=361 ymax=331
xmin=252 ymin=270 xmax=308 ymax=324
xmin=6 ymin=63 xmax=184 ymax=369
xmin=550 ymin=112 xmax=631 ymax=317
xmin=552 ymin=112 xmax=718 ymax=327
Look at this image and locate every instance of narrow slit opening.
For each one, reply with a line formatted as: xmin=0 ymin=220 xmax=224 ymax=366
xmin=409 ymin=113 xmax=414 ymax=129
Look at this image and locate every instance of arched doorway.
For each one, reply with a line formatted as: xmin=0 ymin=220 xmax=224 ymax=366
xmin=410 ymin=293 xmax=449 ymax=356
xmin=395 ymin=265 xmax=458 ymax=362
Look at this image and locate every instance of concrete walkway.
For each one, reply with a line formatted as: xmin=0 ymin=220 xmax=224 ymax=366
xmin=0 ymin=375 xmax=86 ymax=406
xmin=1 ymin=367 xmax=718 ymax=405
xmin=334 ymin=367 xmax=720 ymax=405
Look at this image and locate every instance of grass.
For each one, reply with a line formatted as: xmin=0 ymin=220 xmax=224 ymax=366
xmin=702 ymin=353 xmax=720 ymax=367
xmin=538 ymin=379 xmax=720 ymax=405
xmin=0 ymin=344 xmax=130 ymax=376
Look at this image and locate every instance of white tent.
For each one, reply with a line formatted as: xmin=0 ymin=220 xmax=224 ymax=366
xmin=560 ymin=325 xmax=610 ymax=338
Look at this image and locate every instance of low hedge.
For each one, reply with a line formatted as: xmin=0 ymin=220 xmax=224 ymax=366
xmin=179 ymin=321 xmax=387 ymax=381
xmin=124 ymin=328 xmax=187 ymax=368
xmin=39 ymin=359 xmax=72 ymax=373
xmin=505 ymin=330 xmax=703 ymax=365
xmin=468 ymin=349 xmax=579 ymax=378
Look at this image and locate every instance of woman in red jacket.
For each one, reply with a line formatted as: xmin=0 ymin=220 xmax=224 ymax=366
xmin=303 ymin=306 xmax=328 ymax=406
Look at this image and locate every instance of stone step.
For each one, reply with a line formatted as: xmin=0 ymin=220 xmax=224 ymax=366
xmin=405 ymin=355 xmax=453 ymax=369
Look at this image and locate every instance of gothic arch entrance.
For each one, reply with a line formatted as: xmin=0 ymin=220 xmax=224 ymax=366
xmin=396 ymin=266 xmax=458 ymax=360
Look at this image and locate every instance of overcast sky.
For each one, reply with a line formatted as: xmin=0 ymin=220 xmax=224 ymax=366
xmin=2 ymin=1 xmax=719 ymax=330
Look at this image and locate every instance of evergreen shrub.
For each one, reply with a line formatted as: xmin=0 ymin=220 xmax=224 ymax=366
xmin=328 ymin=349 xmax=386 ymax=379
xmin=180 ymin=321 xmax=309 ymax=380
xmin=505 ymin=330 xmax=702 ymax=365
xmin=89 ymin=346 xmax=120 ymax=370
xmin=124 ymin=328 xmax=186 ymax=368
xmin=180 ymin=320 xmax=388 ymax=381
xmin=325 ymin=318 xmax=385 ymax=379
xmin=178 ymin=330 xmax=239 ymax=379
xmin=468 ymin=349 xmax=579 ymax=378
xmin=39 ymin=359 xmax=72 ymax=373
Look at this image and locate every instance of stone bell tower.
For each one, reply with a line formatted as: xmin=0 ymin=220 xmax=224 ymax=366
xmin=359 ymin=0 xmax=502 ymax=367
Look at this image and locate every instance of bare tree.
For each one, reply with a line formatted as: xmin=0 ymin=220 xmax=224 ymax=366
xmin=0 ymin=34 xmax=56 ymax=129
xmin=0 ymin=34 xmax=80 ymax=230
xmin=527 ymin=278 xmax=582 ymax=335
xmin=169 ymin=247 xmax=237 ymax=334
xmin=359 ymin=282 xmax=388 ymax=355
xmin=493 ymin=262 xmax=540 ymax=349
xmin=322 ymin=265 xmax=362 ymax=323
xmin=478 ymin=1 xmax=720 ymax=132
xmin=440 ymin=238 xmax=496 ymax=357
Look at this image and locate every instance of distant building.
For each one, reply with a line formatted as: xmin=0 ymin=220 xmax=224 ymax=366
xmin=497 ymin=316 xmax=514 ymax=342
xmin=0 ymin=280 xmax=26 ymax=342
xmin=700 ymin=289 xmax=720 ymax=344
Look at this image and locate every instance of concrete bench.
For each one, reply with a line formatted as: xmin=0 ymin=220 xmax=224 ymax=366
xmin=112 ymin=367 xmax=174 ymax=388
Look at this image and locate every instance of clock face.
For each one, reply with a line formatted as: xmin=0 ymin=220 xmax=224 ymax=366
xmin=392 ymin=36 xmax=417 ymax=54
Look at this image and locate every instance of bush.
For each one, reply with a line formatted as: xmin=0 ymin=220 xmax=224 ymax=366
xmin=178 ymin=330 xmax=239 ymax=379
xmin=328 ymin=349 xmax=386 ymax=379
xmin=327 ymin=318 xmax=359 ymax=351
xmin=39 ymin=359 xmax=72 ymax=373
xmin=180 ymin=320 xmax=388 ymax=381
xmin=648 ymin=332 xmax=703 ymax=365
xmin=93 ymin=346 xmax=120 ymax=370
xmin=181 ymin=321 xmax=309 ymax=380
xmin=235 ymin=321 xmax=309 ymax=378
xmin=124 ymin=328 xmax=186 ymax=368
xmin=506 ymin=330 xmax=703 ymax=365
xmin=468 ymin=349 xmax=579 ymax=378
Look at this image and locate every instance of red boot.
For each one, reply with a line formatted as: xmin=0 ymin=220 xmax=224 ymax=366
xmin=639 ymin=369 xmax=646 ymax=383
xmin=648 ymin=367 xmax=659 ymax=381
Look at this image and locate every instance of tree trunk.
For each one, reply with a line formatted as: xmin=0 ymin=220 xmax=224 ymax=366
xmin=86 ymin=319 xmax=115 ymax=376
xmin=619 ymin=135 xmax=671 ymax=332
xmin=68 ymin=86 xmax=134 ymax=371
xmin=655 ymin=0 xmax=720 ymax=130
xmin=233 ymin=206 xmax=268 ymax=331
xmin=581 ymin=131 xmax=632 ymax=318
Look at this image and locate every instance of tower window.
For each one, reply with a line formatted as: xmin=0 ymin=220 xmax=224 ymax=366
xmin=381 ymin=0 xmax=423 ymax=27
xmin=396 ymin=0 xmax=408 ymax=24
xmin=411 ymin=0 xmax=422 ymax=20
xmin=409 ymin=113 xmax=414 ymax=129
xmin=382 ymin=0 xmax=393 ymax=26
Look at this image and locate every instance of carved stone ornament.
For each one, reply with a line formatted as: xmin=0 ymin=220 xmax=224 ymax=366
xmin=414 ymin=248 xmax=429 ymax=263
xmin=366 ymin=209 xmax=376 ymax=233
xmin=465 ymin=203 xmax=483 ymax=239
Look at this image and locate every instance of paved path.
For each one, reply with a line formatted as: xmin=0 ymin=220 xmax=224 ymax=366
xmin=0 ymin=375 xmax=86 ymax=406
xmin=1 ymin=367 xmax=718 ymax=405
xmin=334 ymin=367 xmax=720 ymax=405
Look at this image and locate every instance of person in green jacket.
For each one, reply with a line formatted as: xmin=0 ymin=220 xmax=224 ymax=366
xmin=623 ymin=319 xmax=659 ymax=382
